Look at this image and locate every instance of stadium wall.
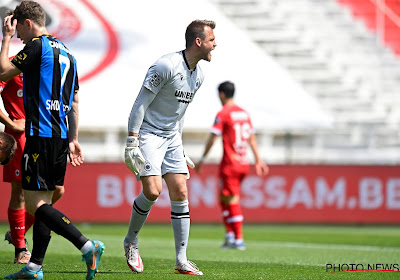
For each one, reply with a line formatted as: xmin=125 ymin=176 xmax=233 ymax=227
xmin=0 ymin=163 xmax=399 ymax=224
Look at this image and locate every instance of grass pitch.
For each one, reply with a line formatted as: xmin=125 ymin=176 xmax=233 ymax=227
xmin=0 ymin=223 xmax=399 ymax=279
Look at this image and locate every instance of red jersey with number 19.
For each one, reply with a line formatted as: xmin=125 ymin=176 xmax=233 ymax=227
xmin=211 ymin=104 xmax=255 ymax=174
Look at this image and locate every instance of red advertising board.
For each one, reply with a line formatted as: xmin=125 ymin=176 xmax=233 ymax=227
xmin=0 ymin=163 xmax=399 ymax=224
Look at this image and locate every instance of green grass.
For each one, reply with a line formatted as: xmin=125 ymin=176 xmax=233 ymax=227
xmin=1 ymin=223 xmax=400 ymax=279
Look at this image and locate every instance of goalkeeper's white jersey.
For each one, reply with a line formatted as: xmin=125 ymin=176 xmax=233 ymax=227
xmin=140 ymin=51 xmax=204 ymax=137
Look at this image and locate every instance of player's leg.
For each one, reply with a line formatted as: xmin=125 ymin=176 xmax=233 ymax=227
xmin=164 ymin=173 xmax=203 ymax=275
xmin=124 ymin=175 xmax=161 ymax=273
xmin=7 ymin=181 xmax=31 ymax=263
xmin=6 ymin=138 xmax=104 ymax=280
xmin=4 ymin=130 xmax=31 ymax=263
xmin=220 ymin=171 xmax=245 ymax=250
xmin=162 ymin=134 xmax=203 ymax=275
xmin=219 ymin=197 xmax=235 ymax=248
xmin=124 ymin=132 xmax=165 ymax=273
xmin=218 ymin=174 xmax=234 ymax=247
xmin=52 ymin=185 xmax=65 ymax=204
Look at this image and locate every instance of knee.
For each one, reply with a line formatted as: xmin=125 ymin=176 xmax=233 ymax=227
xmin=170 ymin=188 xmax=188 ymax=201
xmin=143 ymin=189 xmax=161 ymax=201
xmin=52 ymin=186 xmax=65 ymax=204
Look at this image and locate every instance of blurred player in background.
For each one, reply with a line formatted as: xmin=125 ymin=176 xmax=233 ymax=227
xmin=0 ymin=1 xmax=104 ymax=279
xmin=0 ymin=62 xmax=31 ymax=264
xmin=195 ymin=81 xmax=268 ymax=250
xmin=0 ymin=58 xmax=65 ymax=264
xmin=124 ymin=19 xmax=216 ymax=275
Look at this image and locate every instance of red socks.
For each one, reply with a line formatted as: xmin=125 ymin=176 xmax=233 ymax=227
xmin=220 ymin=202 xmax=244 ymax=240
xmin=25 ymin=210 xmax=35 ymax=233
xmin=220 ymin=202 xmax=233 ymax=234
xmin=228 ymin=204 xmax=243 ymax=240
xmin=7 ymin=208 xmax=26 ymax=249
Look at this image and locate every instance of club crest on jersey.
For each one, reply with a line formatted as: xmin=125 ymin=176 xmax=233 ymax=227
xmin=149 ymin=72 xmax=163 ymax=88
xmin=195 ymin=78 xmax=200 ymax=89
xmin=144 ymin=161 xmax=152 ymax=172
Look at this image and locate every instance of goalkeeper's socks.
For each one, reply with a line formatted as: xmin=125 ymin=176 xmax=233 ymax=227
xmin=35 ymin=204 xmax=89 ymax=250
xmin=170 ymin=200 xmax=190 ymax=265
xmin=125 ymin=192 xmax=157 ymax=246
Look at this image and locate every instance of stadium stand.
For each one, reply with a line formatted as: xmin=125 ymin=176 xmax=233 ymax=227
xmin=207 ymin=0 xmax=400 ymax=164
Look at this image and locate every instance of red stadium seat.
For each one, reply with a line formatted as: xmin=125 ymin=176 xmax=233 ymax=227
xmin=336 ymin=0 xmax=400 ymax=56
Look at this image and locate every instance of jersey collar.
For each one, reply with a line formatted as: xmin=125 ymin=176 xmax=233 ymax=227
xmin=182 ymin=50 xmax=196 ymax=72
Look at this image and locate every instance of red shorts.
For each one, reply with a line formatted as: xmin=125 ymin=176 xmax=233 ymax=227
xmin=219 ymin=165 xmax=249 ymax=196
xmin=3 ymin=128 xmax=26 ymax=183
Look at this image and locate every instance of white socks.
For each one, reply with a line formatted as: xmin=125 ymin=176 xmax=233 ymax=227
xmin=170 ymin=200 xmax=190 ymax=265
xmin=125 ymin=192 xmax=157 ymax=246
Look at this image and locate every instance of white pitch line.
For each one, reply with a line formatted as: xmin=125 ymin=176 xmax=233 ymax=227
xmin=193 ymin=239 xmax=400 ymax=252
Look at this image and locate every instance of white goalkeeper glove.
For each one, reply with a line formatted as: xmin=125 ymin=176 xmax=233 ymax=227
xmin=185 ymin=153 xmax=195 ymax=169
xmin=124 ymin=136 xmax=146 ymax=175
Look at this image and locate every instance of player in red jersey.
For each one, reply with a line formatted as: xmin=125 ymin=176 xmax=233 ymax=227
xmin=196 ymin=81 xmax=268 ymax=250
xmin=0 ymin=63 xmax=32 ymax=264
xmin=0 ymin=57 xmax=64 ymax=264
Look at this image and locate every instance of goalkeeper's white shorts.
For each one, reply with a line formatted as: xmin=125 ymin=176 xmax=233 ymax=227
xmin=136 ymin=131 xmax=189 ymax=181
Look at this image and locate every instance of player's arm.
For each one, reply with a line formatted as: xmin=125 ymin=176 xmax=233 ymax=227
xmin=125 ymin=86 xmax=156 ymax=174
xmin=0 ymin=16 xmax=20 ymax=81
xmin=249 ymin=133 xmax=268 ymax=176
xmin=67 ymin=91 xmax=84 ymax=167
xmin=195 ymin=132 xmax=218 ymax=173
xmin=0 ymin=81 xmax=24 ymax=132
xmin=128 ymin=86 xmax=156 ymax=136
xmin=0 ymin=108 xmax=24 ymax=132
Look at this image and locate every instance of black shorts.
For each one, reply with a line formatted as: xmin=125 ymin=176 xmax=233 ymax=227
xmin=22 ymin=136 xmax=68 ymax=191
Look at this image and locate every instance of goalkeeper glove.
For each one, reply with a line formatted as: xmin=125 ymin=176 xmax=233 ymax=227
xmin=124 ymin=136 xmax=146 ymax=175
xmin=185 ymin=153 xmax=195 ymax=169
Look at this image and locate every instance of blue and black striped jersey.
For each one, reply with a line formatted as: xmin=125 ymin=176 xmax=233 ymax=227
xmin=11 ymin=35 xmax=79 ymax=139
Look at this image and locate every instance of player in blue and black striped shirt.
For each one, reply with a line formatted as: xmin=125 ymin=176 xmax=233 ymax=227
xmin=0 ymin=1 xmax=104 ymax=279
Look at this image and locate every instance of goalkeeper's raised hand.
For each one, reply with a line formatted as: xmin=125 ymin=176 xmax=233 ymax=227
xmin=124 ymin=136 xmax=146 ymax=175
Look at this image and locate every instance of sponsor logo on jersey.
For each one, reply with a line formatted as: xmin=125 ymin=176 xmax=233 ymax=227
xmin=149 ymin=72 xmax=163 ymax=87
xmin=175 ymin=90 xmax=194 ymax=104
xmin=46 ymin=100 xmax=71 ymax=112
xmin=16 ymin=53 xmax=27 ymax=61
xmin=26 ymin=176 xmax=31 ymax=183
xmin=49 ymin=41 xmax=72 ymax=54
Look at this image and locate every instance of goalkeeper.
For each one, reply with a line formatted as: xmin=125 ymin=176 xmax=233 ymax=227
xmin=123 ymin=19 xmax=217 ymax=276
